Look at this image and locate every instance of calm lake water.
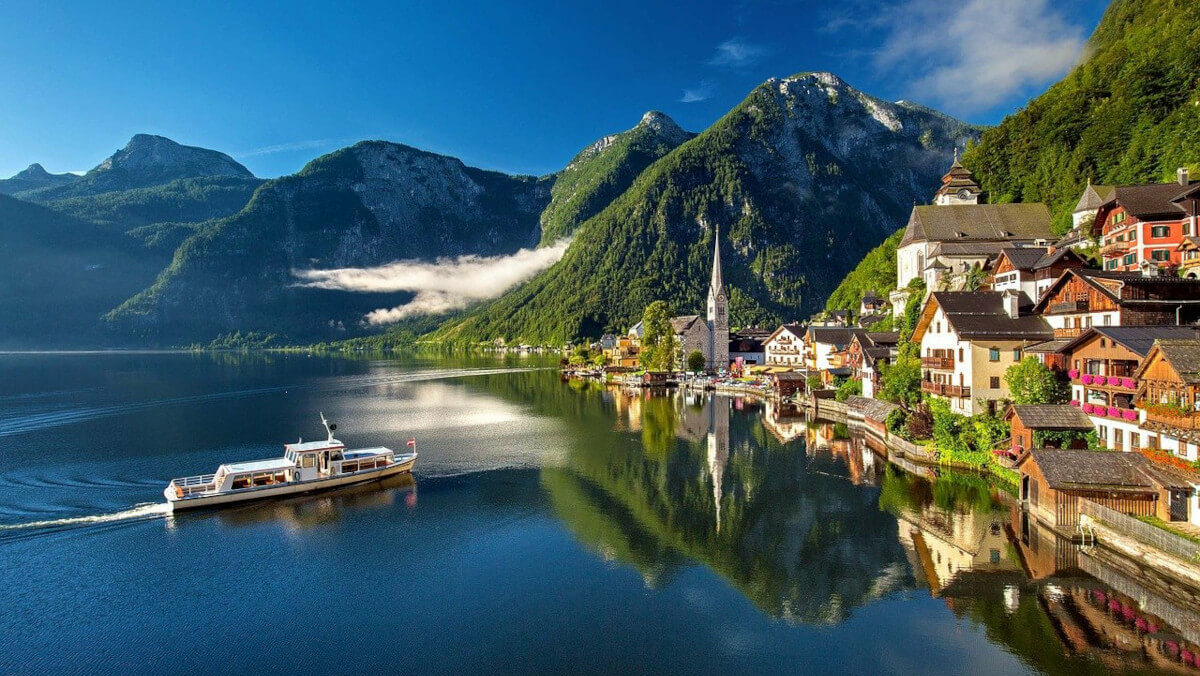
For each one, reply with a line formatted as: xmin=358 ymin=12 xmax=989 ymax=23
xmin=1 ymin=352 xmax=1197 ymax=675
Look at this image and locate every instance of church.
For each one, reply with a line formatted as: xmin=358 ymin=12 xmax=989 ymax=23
xmin=670 ymin=233 xmax=730 ymax=372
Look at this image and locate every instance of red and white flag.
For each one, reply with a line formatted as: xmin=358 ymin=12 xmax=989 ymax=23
xmin=407 ymin=438 xmax=416 ymax=447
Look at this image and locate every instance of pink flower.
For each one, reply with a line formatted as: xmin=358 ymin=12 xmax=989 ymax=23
xmin=1123 ymin=409 xmax=1138 ymax=421
xmin=1082 ymin=403 xmax=1095 ymax=414
xmin=1069 ymin=369 xmax=1080 ymax=379
xmin=1108 ymin=406 xmax=1121 ymax=418
xmin=1081 ymin=374 xmax=1093 ymax=384
xmin=1122 ymin=377 xmax=1137 ymax=389
xmin=1070 ymin=400 xmax=1080 ymax=407
xmin=1108 ymin=376 xmax=1122 ymax=386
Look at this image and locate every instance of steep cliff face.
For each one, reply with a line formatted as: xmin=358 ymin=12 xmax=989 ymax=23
xmin=0 ymin=163 xmax=78 ymax=195
xmin=539 ymin=111 xmax=694 ymax=244
xmin=107 ymin=141 xmax=552 ymax=343
xmin=433 ymin=72 xmax=980 ymax=344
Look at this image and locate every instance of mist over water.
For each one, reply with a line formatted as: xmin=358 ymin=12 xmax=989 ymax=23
xmin=0 ymin=353 xmax=1193 ymax=675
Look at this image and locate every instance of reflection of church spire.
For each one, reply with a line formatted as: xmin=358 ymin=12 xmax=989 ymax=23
xmin=706 ymin=396 xmax=730 ymax=533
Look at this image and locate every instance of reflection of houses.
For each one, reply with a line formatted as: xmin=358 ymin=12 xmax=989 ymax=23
xmin=1017 ymin=449 xmax=1196 ymax=528
xmin=762 ymin=399 xmax=807 ymax=443
xmin=895 ymin=505 xmax=1017 ymax=595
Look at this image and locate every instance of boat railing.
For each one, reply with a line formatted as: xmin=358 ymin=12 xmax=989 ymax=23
xmin=169 ymin=473 xmax=218 ymax=496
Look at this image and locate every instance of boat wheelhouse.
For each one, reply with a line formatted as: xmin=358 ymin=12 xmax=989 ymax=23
xmin=165 ymin=415 xmax=416 ymax=511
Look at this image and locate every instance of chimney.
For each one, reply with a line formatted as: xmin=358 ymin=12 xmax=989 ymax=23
xmin=1180 ymin=167 xmax=1190 ymax=187
xmin=1002 ymin=289 xmax=1020 ymax=319
xmin=1140 ymin=259 xmax=1160 ymax=277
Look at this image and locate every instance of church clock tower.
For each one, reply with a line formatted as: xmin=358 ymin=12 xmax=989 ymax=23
xmin=706 ymin=229 xmax=730 ymax=372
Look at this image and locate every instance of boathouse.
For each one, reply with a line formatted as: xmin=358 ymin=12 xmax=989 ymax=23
xmin=1016 ymin=448 xmax=1194 ymax=528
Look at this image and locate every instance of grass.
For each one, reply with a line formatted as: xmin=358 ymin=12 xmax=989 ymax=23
xmin=1135 ymin=515 xmax=1200 ymax=547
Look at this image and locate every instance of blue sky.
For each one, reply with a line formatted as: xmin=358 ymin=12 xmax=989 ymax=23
xmin=0 ymin=0 xmax=1109 ymax=180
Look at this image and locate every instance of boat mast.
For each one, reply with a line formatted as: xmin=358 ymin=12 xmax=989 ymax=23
xmin=320 ymin=412 xmax=336 ymax=442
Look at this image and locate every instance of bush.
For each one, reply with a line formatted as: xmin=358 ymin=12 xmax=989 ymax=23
xmin=905 ymin=402 xmax=934 ymax=440
xmin=835 ymin=378 xmax=862 ymax=402
xmin=686 ymin=350 xmax=706 ymax=373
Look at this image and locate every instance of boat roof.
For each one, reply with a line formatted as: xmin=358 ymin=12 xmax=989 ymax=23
xmin=221 ymin=458 xmax=296 ymax=474
xmin=344 ymin=447 xmax=393 ymax=458
xmin=285 ymin=439 xmax=345 ymax=452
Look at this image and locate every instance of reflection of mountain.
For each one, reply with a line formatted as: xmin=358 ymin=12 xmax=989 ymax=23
xmin=540 ymin=391 xmax=913 ymax=623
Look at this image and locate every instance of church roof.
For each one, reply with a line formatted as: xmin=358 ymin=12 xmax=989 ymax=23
xmin=670 ymin=315 xmax=703 ymax=334
xmin=1073 ymin=182 xmax=1115 ymax=213
xmin=709 ymin=229 xmax=724 ymax=296
xmin=900 ymin=203 xmax=1054 ymax=247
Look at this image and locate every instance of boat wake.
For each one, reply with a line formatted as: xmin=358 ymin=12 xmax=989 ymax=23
xmin=0 ymin=502 xmax=170 ymax=539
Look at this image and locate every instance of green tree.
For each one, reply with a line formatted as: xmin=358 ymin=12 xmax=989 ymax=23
xmin=1004 ymin=357 xmax=1069 ymax=405
xmin=591 ymin=352 xmax=608 ymax=368
xmin=686 ymin=350 xmax=706 ymax=373
xmin=639 ymin=301 xmax=677 ymax=371
xmin=879 ymin=352 xmax=922 ymax=407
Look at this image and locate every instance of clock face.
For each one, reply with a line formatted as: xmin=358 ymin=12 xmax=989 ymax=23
xmin=957 ymin=188 xmax=972 ymax=199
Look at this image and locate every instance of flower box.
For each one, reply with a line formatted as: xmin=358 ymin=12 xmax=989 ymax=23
xmin=1121 ymin=377 xmax=1137 ymax=389
xmin=1070 ymin=399 xmax=1080 ymax=407
xmin=1107 ymin=376 xmax=1121 ymax=386
xmin=1068 ymin=369 xmax=1080 ymax=380
xmin=1122 ymin=409 xmax=1138 ymax=421
xmin=1082 ymin=403 xmax=1095 ymax=414
xmin=1081 ymin=374 xmax=1095 ymax=385
xmin=1107 ymin=406 xmax=1121 ymax=418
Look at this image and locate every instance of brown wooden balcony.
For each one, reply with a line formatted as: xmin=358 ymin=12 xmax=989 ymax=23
xmin=1101 ymin=240 xmax=1130 ymax=257
xmin=921 ymin=381 xmax=946 ymax=396
xmin=945 ymin=385 xmax=972 ymax=398
xmin=1143 ymin=407 xmax=1200 ymax=431
xmin=1053 ymin=327 xmax=1083 ymax=339
xmin=921 ymin=356 xmax=955 ymax=370
xmin=1049 ymin=299 xmax=1089 ymax=314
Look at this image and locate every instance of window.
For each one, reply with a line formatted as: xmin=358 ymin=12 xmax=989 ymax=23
xmin=1152 ymin=225 xmax=1170 ymax=238
xmin=989 ymin=348 xmax=1000 ymax=362
xmin=990 ymin=376 xmax=1001 ymax=389
xmin=1100 ymin=338 xmax=1107 ymax=348
xmin=1131 ymin=432 xmax=1140 ymax=449
xmin=1152 ymin=249 xmax=1170 ymax=261
xmin=1013 ymin=348 xmax=1021 ymax=361
xmin=1124 ymin=253 xmax=1135 ymax=266
xmin=301 ymin=454 xmax=316 ymax=468
xmin=1114 ymin=428 xmax=1124 ymax=451
xmin=1112 ymin=211 xmax=1127 ymax=225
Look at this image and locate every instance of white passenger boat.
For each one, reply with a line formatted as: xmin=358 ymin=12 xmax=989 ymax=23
xmin=164 ymin=415 xmax=417 ymax=511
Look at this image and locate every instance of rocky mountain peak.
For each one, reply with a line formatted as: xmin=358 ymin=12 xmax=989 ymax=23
xmin=638 ymin=111 xmax=690 ymax=146
xmin=92 ymin=134 xmax=254 ymax=180
xmin=16 ymin=163 xmax=51 ymax=178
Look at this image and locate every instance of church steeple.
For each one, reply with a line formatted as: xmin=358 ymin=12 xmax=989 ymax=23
xmin=934 ymin=150 xmax=982 ymax=205
xmin=706 ymin=227 xmax=729 ymax=372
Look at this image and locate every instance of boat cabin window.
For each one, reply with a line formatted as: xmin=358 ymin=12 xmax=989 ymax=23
xmin=300 ymin=454 xmax=317 ymax=468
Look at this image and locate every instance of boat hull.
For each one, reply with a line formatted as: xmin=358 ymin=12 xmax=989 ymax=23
xmin=165 ymin=456 xmax=416 ymax=512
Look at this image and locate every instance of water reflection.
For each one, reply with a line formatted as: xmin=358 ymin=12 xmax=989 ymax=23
xmin=541 ymin=389 xmax=912 ymax=624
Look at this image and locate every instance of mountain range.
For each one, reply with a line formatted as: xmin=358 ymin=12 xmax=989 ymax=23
xmin=2 ymin=73 xmax=975 ymax=347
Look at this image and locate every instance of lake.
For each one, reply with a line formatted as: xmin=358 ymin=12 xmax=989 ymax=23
xmin=1 ymin=352 xmax=1196 ymax=675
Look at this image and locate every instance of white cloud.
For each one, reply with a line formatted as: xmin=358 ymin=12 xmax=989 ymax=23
xmin=680 ymin=80 xmax=715 ymax=103
xmin=292 ymin=239 xmax=571 ymax=325
xmin=235 ymin=138 xmax=348 ymax=158
xmin=707 ymin=37 xmax=765 ymax=68
xmin=845 ymin=0 xmax=1087 ymax=113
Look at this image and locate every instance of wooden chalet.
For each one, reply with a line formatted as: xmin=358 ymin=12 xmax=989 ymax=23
xmin=1134 ymin=339 xmax=1200 ymax=455
xmin=1031 ymin=268 xmax=1200 ymax=339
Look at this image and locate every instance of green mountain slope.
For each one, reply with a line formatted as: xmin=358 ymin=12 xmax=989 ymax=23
xmin=823 ymin=227 xmax=903 ymax=316
xmin=432 ymin=72 xmax=978 ymax=345
xmin=963 ymin=0 xmax=1200 ymax=233
xmin=539 ymin=111 xmax=693 ymax=244
xmin=40 ymin=175 xmax=265 ymax=230
xmin=0 ymin=195 xmax=170 ymax=348
xmin=107 ymin=141 xmax=553 ymax=344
